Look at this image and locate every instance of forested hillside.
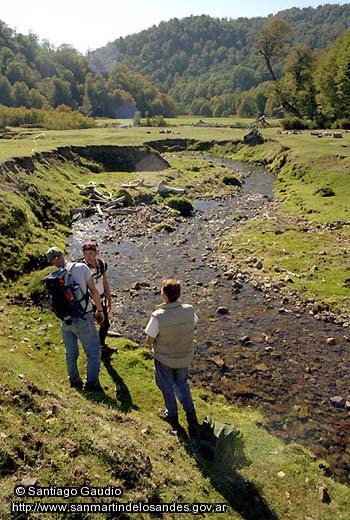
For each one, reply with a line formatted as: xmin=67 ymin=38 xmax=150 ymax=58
xmin=1 ymin=4 xmax=350 ymax=121
xmin=0 ymin=21 xmax=174 ymax=122
xmin=88 ymin=4 xmax=350 ymax=115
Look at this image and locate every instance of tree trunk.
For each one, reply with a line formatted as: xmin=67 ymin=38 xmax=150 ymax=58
xmin=260 ymin=51 xmax=303 ymax=119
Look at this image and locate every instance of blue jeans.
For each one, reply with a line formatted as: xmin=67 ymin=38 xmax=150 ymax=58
xmin=61 ymin=313 xmax=101 ymax=386
xmin=154 ymin=359 xmax=195 ymax=417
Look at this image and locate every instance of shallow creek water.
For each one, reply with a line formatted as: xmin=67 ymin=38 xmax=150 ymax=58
xmin=69 ymin=160 xmax=349 ymax=483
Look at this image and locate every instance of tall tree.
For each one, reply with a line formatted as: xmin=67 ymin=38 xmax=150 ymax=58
xmin=11 ymin=81 xmax=30 ymax=107
xmin=0 ymin=75 xmax=12 ymax=106
xmin=280 ymin=44 xmax=317 ymax=119
xmin=257 ymin=17 xmax=303 ymax=118
xmin=315 ymin=30 xmax=350 ymax=121
xmin=52 ymin=77 xmax=73 ymax=107
xmin=84 ymin=72 xmax=110 ymax=117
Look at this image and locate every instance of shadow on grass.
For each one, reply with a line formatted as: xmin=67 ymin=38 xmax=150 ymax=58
xmin=79 ymin=354 xmax=137 ymax=412
xmin=102 ymin=356 xmax=138 ymax=413
xmin=184 ymin=418 xmax=279 ymax=520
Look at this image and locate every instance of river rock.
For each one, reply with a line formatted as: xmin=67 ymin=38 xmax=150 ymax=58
xmin=254 ymin=363 xmax=269 ymax=373
xmin=317 ymin=484 xmax=331 ymax=503
xmin=212 ymin=356 xmax=226 ymax=369
xmin=217 ymin=306 xmax=229 ymax=315
xmin=330 ymin=396 xmax=343 ymax=408
xmin=239 ymin=335 xmax=251 ymax=345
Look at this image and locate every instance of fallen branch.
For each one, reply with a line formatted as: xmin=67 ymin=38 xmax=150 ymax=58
xmin=104 ymin=208 xmax=136 ymax=215
xmin=96 ymin=204 xmax=104 ymax=216
xmin=79 ymin=186 xmax=112 ymax=201
xmin=103 ymin=196 xmax=126 ymax=208
xmin=121 ymin=179 xmax=144 ymax=188
xmin=157 ymin=180 xmax=185 ymax=195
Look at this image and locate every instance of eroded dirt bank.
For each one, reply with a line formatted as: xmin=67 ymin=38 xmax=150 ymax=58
xmin=69 ymin=164 xmax=349 ymax=484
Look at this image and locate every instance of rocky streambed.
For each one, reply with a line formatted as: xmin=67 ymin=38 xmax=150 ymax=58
xmin=69 ymin=161 xmax=349 ymax=484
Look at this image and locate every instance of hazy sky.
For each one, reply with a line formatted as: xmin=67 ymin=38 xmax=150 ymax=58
xmin=1 ymin=0 xmax=349 ymax=54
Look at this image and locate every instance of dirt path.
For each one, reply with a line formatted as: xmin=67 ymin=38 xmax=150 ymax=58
xmin=70 ymin=167 xmax=349 ymax=484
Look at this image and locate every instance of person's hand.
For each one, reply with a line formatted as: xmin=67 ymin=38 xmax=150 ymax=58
xmin=95 ymin=309 xmax=104 ymax=324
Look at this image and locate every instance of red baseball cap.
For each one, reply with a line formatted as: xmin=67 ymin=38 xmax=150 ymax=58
xmin=82 ymin=241 xmax=98 ymax=251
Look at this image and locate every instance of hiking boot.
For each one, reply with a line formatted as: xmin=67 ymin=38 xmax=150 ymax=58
xmin=101 ymin=345 xmax=115 ymax=359
xmin=83 ymin=381 xmax=104 ymax=392
xmin=186 ymin=409 xmax=200 ymax=439
xmin=69 ymin=378 xmax=84 ymax=390
xmin=158 ymin=408 xmax=180 ymax=430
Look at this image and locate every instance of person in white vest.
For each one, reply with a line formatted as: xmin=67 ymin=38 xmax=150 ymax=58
xmin=145 ymin=278 xmax=200 ymax=437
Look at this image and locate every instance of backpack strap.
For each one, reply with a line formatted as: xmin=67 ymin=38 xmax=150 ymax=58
xmin=97 ymin=258 xmax=107 ymax=275
xmin=79 ymin=258 xmax=107 ymax=279
xmin=65 ymin=262 xmax=90 ymax=317
xmin=95 ymin=259 xmax=107 ymax=300
xmin=64 ymin=262 xmax=76 ymax=286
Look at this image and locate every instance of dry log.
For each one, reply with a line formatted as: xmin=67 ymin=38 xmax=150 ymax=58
xmin=121 ymin=179 xmax=144 ymax=188
xmin=104 ymin=208 xmax=136 ymax=215
xmin=157 ymin=180 xmax=185 ymax=195
xmin=89 ymin=197 xmax=110 ymax=204
xmin=70 ymin=207 xmax=96 ymax=217
xmin=103 ymin=196 xmax=126 ymax=208
xmin=79 ymin=186 xmax=111 ymax=200
xmin=96 ymin=204 xmax=104 ymax=216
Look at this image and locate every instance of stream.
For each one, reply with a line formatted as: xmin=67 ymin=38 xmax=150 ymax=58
xmin=69 ymin=158 xmax=349 ymax=484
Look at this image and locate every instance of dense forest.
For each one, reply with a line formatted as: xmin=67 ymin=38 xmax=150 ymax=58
xmin=1 ymin=3 xmax=350 ymax=125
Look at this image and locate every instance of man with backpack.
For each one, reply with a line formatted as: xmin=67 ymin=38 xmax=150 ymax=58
xmin=81 ymin=241 xmax=113 ymax=358
xmin=46 ymin=246 xmax=104 ymax=392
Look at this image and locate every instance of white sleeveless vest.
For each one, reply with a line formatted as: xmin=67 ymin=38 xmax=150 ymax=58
xmin=152 ymin=301 xmax=195 ymax=368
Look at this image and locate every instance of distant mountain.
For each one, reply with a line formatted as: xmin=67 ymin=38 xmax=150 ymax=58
xmin=88 ymin=4 xmax=350 ymax=112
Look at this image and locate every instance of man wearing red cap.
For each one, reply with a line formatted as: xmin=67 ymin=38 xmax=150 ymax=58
xmin=81 ymin=241 xmax=113 ymax=357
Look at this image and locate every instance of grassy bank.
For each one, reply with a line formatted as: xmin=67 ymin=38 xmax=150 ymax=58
xmin=1 ymin=121 xmax=350 ymax=518
xmin=1 ymin=301 xmax=349 ymax=520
